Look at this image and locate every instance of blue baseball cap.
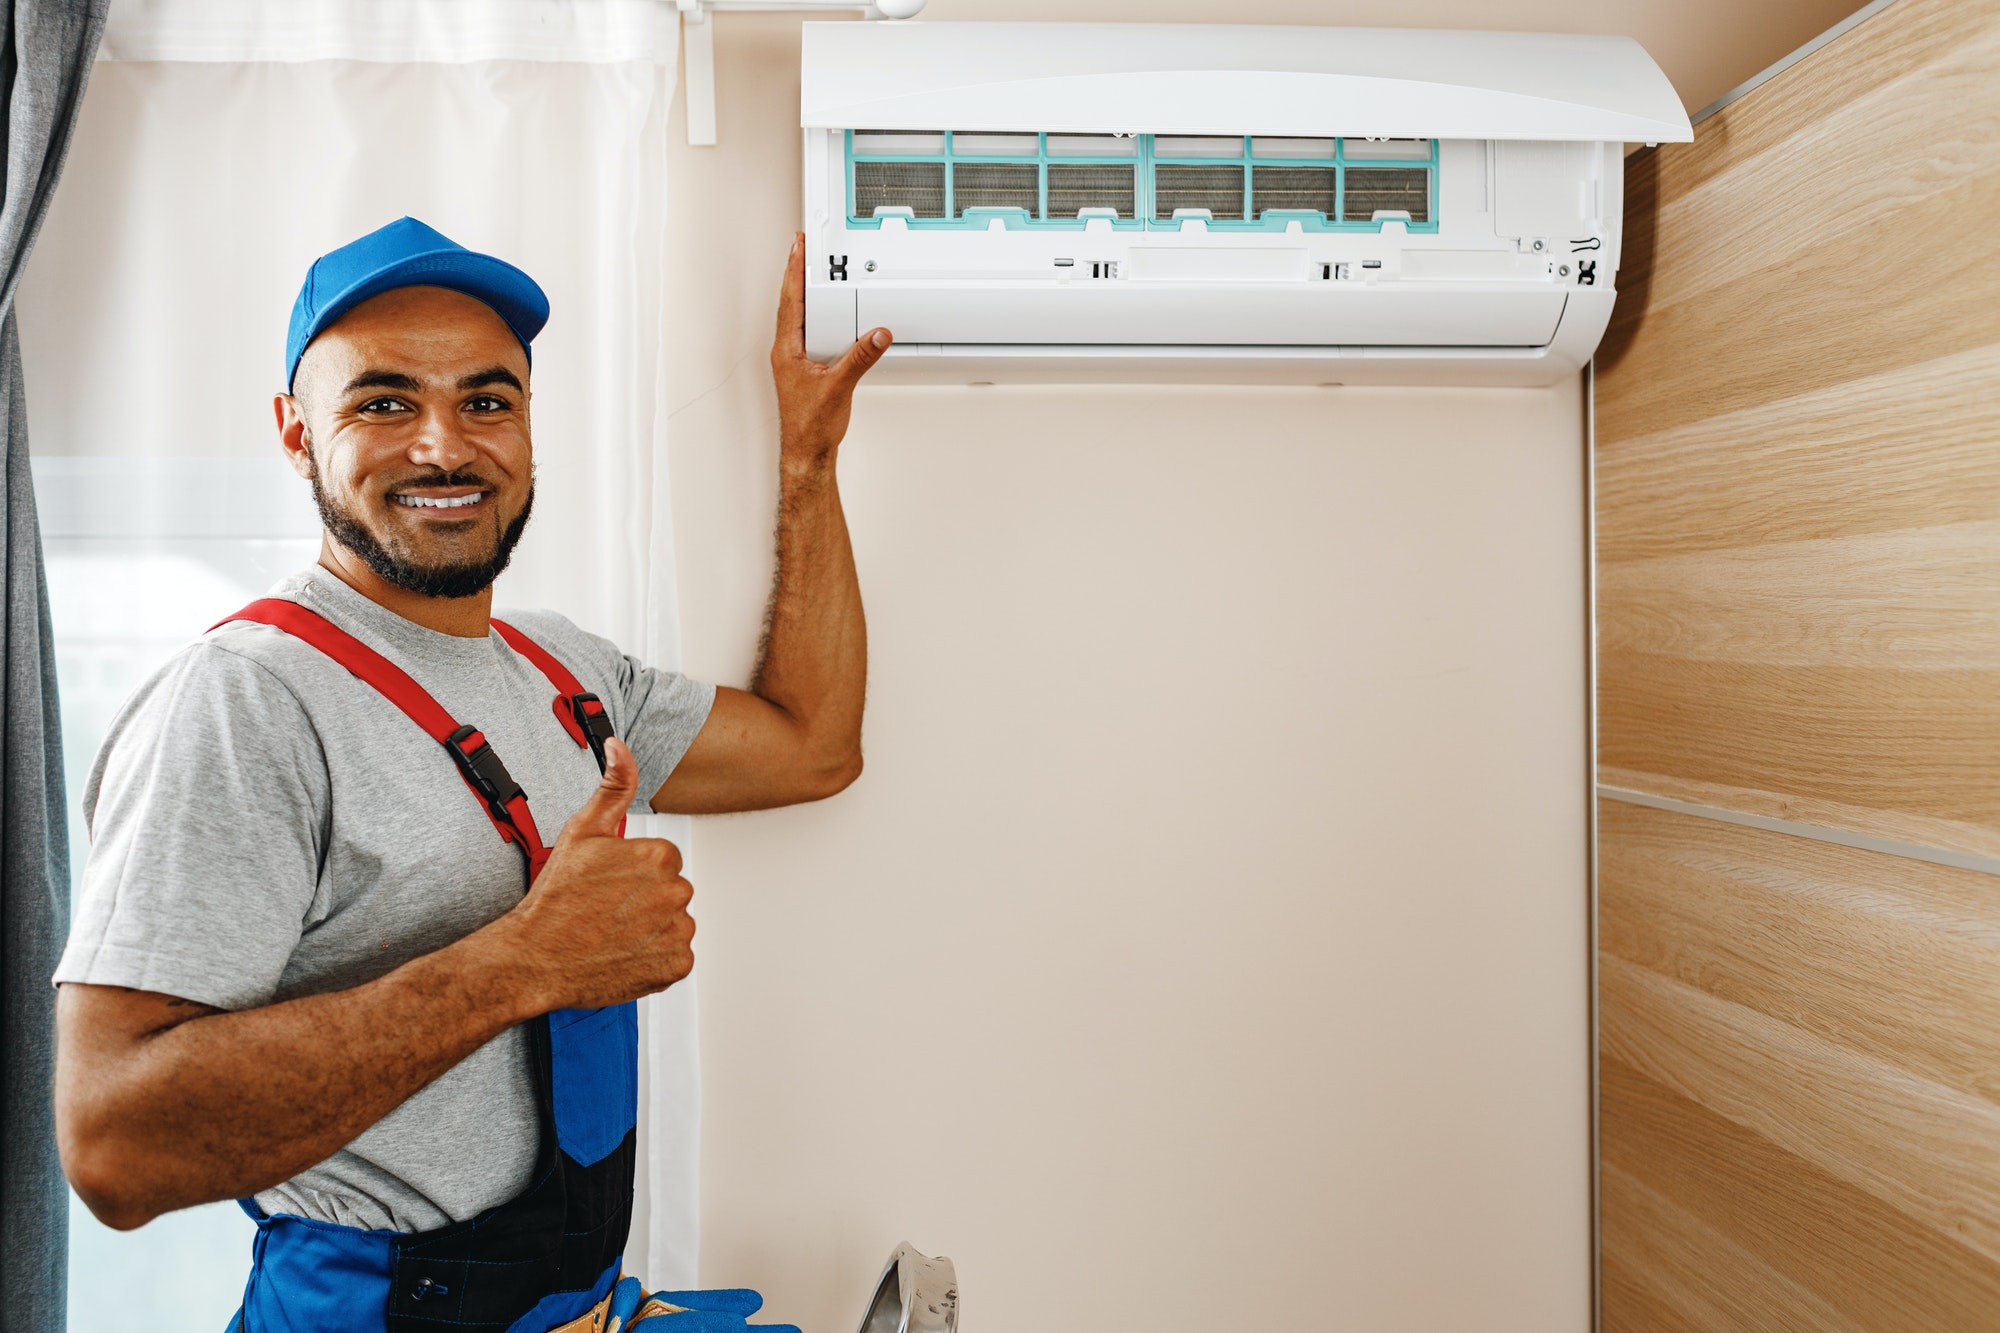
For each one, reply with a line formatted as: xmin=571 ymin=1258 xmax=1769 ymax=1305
xmin=285 ymin=216 xmax=549 ymax=390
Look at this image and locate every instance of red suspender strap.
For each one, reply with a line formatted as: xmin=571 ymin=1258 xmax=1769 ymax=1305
xmin=492 ymin=618 xmax=615 ymax=775
xmin=212 ymin=599 xmax=555 ymax=881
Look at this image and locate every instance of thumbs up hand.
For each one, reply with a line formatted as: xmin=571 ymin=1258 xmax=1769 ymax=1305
xmin=507 ymin=739 xmax=696 ymax=1013
xmin=557 ymin=734 xmax=644 ymax=845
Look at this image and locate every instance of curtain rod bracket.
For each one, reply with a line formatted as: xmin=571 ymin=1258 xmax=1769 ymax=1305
xmin=678 ymin=0 xmax=925 ymax=146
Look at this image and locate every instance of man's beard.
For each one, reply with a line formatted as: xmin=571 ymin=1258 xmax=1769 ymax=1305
xmin=310 ymin=463 xmax=534 ymax=600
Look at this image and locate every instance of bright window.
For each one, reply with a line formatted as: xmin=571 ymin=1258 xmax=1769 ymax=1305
xmin=38 ymin=457 xmax=321 ymax=1330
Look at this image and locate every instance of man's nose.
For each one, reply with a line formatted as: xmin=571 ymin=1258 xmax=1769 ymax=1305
xmin=407 ymin=407 xmax=478 ymax=472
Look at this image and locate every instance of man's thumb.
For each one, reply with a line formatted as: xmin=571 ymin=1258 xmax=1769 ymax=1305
xmin=833 ymin=327 xmax=892 ymax=388
xmin=560 ymin=738 xmax=639 ymax=843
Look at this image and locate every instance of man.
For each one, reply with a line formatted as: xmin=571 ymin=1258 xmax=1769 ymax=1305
xmin=50 ymin=217 xmax=890 ymax=1331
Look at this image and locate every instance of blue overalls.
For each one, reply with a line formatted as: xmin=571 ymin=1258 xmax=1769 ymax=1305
xmin=214 ymin=600 xmax=791 ymax=1333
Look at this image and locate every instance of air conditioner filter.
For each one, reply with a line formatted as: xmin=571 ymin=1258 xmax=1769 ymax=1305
xmin=1155 ymin=164 xmax=1244 ymax=220
xmin=1343 ymin=167 xmax=1429 ymax=223
xmin=953 ymin=162 xmax=1038 ymax=216
xmin=854 ymin=161 xmax=945 ymax=219
xmin=1047 ymin=163 xmax=1134 ymax=218
xmin=1253 ymin=165 xmax=1337 ymax=216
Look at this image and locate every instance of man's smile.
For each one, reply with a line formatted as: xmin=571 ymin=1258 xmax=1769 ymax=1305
xmin=389 ymin=488 xmax=492 ymax=513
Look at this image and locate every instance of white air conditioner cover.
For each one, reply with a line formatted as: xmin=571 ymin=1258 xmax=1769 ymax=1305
xmin=803 ymin=24 xmax=1691 ymax=143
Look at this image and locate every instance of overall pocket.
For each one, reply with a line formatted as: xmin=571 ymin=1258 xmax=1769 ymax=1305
xmin=547 ymin=1003 xmax=639 ymax=1167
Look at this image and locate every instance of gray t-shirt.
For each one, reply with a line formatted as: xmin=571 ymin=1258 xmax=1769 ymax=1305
xmin=54 ymin=567 xmax=715 ymax=1232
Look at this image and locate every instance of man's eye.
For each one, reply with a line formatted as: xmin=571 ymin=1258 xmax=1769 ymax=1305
xmin=466 ymin=395 xmax=510 ymax=413
xmin=360 ymin=397 xmax=409 ymax=414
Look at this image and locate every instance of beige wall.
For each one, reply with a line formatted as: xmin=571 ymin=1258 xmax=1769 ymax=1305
xmin=676 ymin=372 xmax=1594 ymax=1330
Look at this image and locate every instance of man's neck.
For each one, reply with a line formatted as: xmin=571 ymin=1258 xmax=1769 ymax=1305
xmin=316 ymin=540 xmax=493 ymax=638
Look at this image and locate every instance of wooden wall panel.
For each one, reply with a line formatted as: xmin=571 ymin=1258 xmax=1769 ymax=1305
xmin=1595 ymin=1 xmax=2000 ymax=1326
xmin=1598 ymin=803 xmax=2000 ymax=1330
xmin=1597 ymin=0 xmax=2000 ymax=852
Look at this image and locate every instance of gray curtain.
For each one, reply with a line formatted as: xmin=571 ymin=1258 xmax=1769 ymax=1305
xmin=0 ymin=1 xmax=108 ymax=1328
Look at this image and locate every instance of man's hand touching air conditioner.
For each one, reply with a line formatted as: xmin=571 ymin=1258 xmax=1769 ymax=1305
xmin=772 ymin=230 xmax=891 ymax=464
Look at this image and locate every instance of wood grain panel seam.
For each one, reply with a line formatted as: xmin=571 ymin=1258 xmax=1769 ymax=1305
xmin=1691 ymin=0 xmax=1907 ymax=124
xmin=1598 ymin=785 xmax=2000 ymax=878
xmin=1640 ymin=20 xmax=2000 ymax=324
xmin=1597 ymin=766 xmax=2000 ymax=864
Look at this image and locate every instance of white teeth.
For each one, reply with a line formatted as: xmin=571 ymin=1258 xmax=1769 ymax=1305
xmin=393 ymin=493 xmax=484 ymax=509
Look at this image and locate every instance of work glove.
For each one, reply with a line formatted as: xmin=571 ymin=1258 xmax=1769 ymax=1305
xmin=607 ymin=1275 xmax=802 ymax=1333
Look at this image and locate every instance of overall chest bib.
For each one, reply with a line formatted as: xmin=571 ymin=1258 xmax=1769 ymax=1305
xmin=218 ymin=598 xmax=636 ymax=1333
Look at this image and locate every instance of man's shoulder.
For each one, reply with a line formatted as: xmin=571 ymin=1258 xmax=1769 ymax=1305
xmin=184 ymin=571 xmax=355 ymax=689
xmin=197 ymin=616 xmax=361 ymax=695
xmin=86 ymin=626 xmax=333 ymax=824
xmin=99 ymin=627 xmax=340 ymax=771
xmin=103 ymin=597 xmax=369 ymax=750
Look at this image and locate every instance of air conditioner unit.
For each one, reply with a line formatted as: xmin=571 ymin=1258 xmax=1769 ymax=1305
xmin=801 ymin=22 xmax=1690 ymax=386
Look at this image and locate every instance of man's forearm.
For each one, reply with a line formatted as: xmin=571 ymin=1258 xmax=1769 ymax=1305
xmin=751 ymin=449 xmax=867 ymax=781
xmin=58 ymin=916 xmax=545 ymax=1230
xmin=648 ymin=237 xmax=880 ymax=814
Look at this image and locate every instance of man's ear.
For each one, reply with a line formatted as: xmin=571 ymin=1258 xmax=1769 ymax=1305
xmin=275 ymin=393 xmax=314 ymax=480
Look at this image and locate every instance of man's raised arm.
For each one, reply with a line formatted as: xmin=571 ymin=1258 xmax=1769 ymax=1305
xmin=650 ymin=234 xmax=889 ymax=814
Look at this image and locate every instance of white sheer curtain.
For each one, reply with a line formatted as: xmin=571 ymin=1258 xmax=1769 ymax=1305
xmin=19 ymin=2 xmax=699 ymax=1321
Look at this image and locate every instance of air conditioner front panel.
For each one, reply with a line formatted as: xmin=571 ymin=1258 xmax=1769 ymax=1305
xmin=802 ymin=23 xmax=1694 ymax=144
xmin=852 ymin=285 xmax=1568 ymax=348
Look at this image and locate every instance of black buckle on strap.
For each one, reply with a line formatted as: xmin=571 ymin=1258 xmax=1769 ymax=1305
xmin=566 ymin=692 xmax=616 ymax=773
xmin=446 ymin=724 xmax=525 ymax=813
